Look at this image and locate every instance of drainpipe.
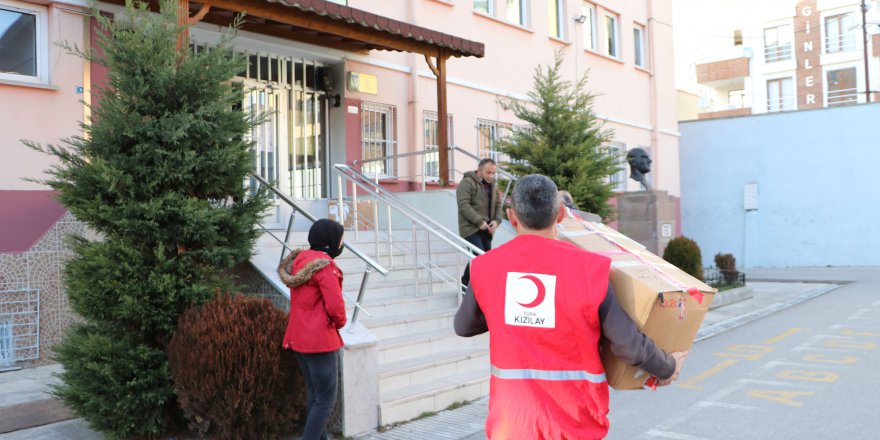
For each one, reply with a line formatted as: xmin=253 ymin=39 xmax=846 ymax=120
xmin=409 ymin=0 xmax=421 ymax=188
xmin=646 ymin=0 xmax=659 ymax=186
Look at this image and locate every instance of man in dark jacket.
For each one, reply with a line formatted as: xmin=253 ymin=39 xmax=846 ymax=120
xmin=457 ymin=158 xmax=504 ymax=289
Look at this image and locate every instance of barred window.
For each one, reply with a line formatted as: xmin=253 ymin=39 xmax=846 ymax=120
xmin=362 ymin=102 xmax=397 ymax=177
xmin=604 ymin=142 xmax=627 ymax=192
xmin=423 ymin=111 xmax=454 ymax=181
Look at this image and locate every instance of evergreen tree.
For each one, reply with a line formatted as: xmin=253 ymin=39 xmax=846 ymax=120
xmin=25 ymin=1 xmax=268 ymax=437
xmin=498 ymin=50 xmax=621 ymax=220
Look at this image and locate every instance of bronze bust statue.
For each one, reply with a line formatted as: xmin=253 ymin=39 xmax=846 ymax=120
xmin=626 ymin=148 xmax=652 ymax=191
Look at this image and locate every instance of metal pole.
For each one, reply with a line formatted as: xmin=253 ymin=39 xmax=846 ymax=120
xmin=862 ymin=0 xmax=872 ymax=102
xmin=373 ymin=199 xmax=380 ymax=262
xmin=280 ymin=211 xmax=297 ymax=265
xmin=413 ymin=224 xmax=420 ymax=297
xmin=426 ymin=231 xmax=434 ymax=296
xmin=387 ymin=203 xmax=393 ymax=267
xmin=352 ymin=181 xmax=359 ymax=241
xmin=348 ymin=268 xmax=373 ymax=331
xmin=337 ymin=175 xmax=345 ymax=229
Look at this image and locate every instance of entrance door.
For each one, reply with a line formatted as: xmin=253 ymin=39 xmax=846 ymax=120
xmin=244 ymin=85 xmax=284 ymax=228
xmin=289 ymin=61 xmax=329 ymax=200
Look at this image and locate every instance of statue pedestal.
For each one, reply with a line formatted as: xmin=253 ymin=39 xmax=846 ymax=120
xmin=616 ymin=190 xmax=679 ymax=256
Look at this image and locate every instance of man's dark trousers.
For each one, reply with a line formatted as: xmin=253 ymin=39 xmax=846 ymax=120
xmin=460 ymin=230 xmax=492 ymax=290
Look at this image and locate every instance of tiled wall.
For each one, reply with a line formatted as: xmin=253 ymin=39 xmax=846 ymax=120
xmin=0 ymin=212 xmax=93 ymax=366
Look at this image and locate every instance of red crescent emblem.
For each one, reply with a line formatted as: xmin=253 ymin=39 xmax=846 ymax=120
xmin=516 ymin=275 xmax=546 ymax=308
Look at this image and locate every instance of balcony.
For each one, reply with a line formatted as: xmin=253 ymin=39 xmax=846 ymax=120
xmin=698 ymin=105 xmax=752 ymax=120
xmin=827 ymin=88 xmax=859 ymax=107
xmin=696 ymin=46 xmax=751 ymax=87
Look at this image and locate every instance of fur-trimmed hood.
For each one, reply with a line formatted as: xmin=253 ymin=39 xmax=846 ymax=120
xmin=278 ymin=249 xmax=332 ymax=288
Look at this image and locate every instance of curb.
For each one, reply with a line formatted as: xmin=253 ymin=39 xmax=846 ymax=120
xmin=708 ymin=286 xmax=753 ymax=310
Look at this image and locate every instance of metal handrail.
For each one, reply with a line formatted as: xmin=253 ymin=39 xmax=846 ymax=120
xmin=250 ymin=173 xmax=387 ymax=330
xmin=333 ymin=164 xmax=485 ymax=258
xmin=449 ymin=146 xmax=519 ymax=182
xmin=251 ymin=173 xmax=388 ymax=276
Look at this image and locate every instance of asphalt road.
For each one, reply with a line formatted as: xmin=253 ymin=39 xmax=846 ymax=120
xmin=606 ymin=272 xmax=880 ymax=440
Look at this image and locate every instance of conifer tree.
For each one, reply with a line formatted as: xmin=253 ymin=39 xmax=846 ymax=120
xmin=498 ymin=50 xmax=621 ymax=220
xmin=25 ymin=1 xmax=268 ymax=436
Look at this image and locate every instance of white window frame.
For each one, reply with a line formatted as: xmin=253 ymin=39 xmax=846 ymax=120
xmin=549 ymin=0 xmax=565 ymax=39
xmin=766 ymin=76 xmax=794 ymax=112
xmin=604 ymin=12 xmax=620 ymax=58
xmin=633 ymin=24 xmax=646 ymax=67
xmin=505 ymin=0 xmax=528 ymax=27
xmin=473 ymin=0 xmax=493 ymax=15
xmin=582 ymin=2 xmax=596 ymax=51
xmin=361 ymin=102 xmax=397 ymax=178
xmin=825 ymin=66 xmax=859 ymax=107
xmin=0 ymin=0 xmax=49 ymax=85
xmin=477 ymin=118 xmax=513 ymax=164
xmin=605 ymin=142 xmax=627 ymax=192
xmin=763 ymin=23 xmax=792 ymax=63
xmin=423 ymin=110 xmax=454 ymax=182
xmin=823 ymin=12 xmax=858 ymax=54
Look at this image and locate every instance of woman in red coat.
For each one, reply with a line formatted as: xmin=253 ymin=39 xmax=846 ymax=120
xmin=278 ymin=219 xmax=347 ymax=440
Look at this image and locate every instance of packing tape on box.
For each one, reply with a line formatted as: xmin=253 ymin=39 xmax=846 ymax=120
xmin=566 ymin=209 xmax=705 ymax=305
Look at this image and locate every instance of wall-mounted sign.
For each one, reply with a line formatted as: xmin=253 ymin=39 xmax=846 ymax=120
xmin=347 ymin=72 xmax=378 ymax=95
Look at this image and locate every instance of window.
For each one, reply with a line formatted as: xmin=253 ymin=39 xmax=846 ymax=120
xmin=473 ymin=0 xmax=492 ymax=14
xmin=0 ymin=0 xmax=46 ymax=83
xmin=633 ymin=25 xmax=646 ymax=67
xmin=766 ymin=77 xmax=794 ymax=112
xmin=605 ymin=142 xmax=627 ymax=192
xmin=505 ymin=0 xmax=527 ymax=26
xmin=825 ymin=13 xmax=857 ymax=53
xmin=362 ymin=102 xmax=397 ymax=177
xmin=604 ymin=13 xmax=619 ymax=57
xmin=424 ymin=111 xmax=454 ymax=181
xmin=826 ymin=67 xmax=858 ymax=106
xmin=549 ymin=0 xmax=564 ymax=39
xmin=733 ymin=29 xmax=743 ymax=46
xmin=763 ymin=24 xmax=792 ymax=63
xmin=582 ymin=3 xmax=596 ymax=51
xmin=477 ymin=119 xmax=513 ymax=164
xmin=728 ymin=89 xmax=747 ymax=109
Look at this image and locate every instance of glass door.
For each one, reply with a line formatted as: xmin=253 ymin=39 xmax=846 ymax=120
xmin=289 ymin=61 xmax=328 ymax=199
xmin=244 ymin=84 xmax=284 ymax=227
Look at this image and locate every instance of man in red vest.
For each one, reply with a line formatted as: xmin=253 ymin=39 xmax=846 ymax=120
xmin=455 ymin=174 xmax=688 ymax=440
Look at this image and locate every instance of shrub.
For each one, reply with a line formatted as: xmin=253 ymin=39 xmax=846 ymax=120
xmin=714 ymin=253 xmax=741 ymax=285
xmin=168 ymin=293 xmax=306 ymax=439
xmin=662 ymin=237 xmax=704 ymax=281
xmin=32 ymin=1 xmax=268 ymax=436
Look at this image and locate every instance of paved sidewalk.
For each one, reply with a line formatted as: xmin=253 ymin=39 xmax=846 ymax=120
xmin=0 ymin=271 xmax=850 ymax=440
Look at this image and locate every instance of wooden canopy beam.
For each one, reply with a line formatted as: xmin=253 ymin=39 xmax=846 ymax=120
xmin=198 ymin=0 xmax=465 ymax=58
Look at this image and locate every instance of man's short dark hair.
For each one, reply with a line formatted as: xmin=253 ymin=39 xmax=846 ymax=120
xmin=511 ymin=175 xmax=559 ymax=230
xmin=478 ymin=158 xmax=496 ymax=169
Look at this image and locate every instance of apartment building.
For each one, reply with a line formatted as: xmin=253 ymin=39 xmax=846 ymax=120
xmin=680 ymin=0 xmax=880 ymax=119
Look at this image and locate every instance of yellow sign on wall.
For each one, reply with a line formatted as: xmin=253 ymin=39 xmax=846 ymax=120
xmin=348 ymin=72 xmax=378 ymax=95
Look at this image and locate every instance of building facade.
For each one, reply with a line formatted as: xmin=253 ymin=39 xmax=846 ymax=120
xmin=678 ymin=0 xmax=880 ymax=120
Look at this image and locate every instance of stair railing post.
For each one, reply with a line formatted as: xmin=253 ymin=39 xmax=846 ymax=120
xmin=352 ymin=180 xmax=359 ymax=241
xmin=348 ymin=267 xmax=373 ymax=331
xmin=412 ymin=224 xmax=420 ymax=297
xmin=279 ymin=210 xmax=297 ymax=265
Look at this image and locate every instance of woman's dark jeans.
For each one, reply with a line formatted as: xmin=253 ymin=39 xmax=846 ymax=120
xmin=294 ymin=349 xmax=339 ymax=440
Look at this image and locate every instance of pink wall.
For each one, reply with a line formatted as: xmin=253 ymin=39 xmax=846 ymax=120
xmin=0 ymin=3 xmax=88 ymax=190
xmin=344 ymin=0 xmax=680 ymax=196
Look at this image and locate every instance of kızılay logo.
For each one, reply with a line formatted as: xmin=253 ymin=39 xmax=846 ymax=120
xmin=504 ymin=272 xmax=556 ymax=329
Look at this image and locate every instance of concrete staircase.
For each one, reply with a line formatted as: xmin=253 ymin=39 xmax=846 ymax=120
xmin=249 ymin=228 xmax=489 ymax=428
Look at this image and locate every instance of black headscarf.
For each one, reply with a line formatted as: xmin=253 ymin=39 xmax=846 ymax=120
xmin=308 ymin=219 xmax=345 ymax=259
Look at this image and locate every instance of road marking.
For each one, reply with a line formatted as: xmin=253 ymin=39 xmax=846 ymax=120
xmin=776 ymin=370 xmax=839 ymax=382
xmin=801 ymin=353 xmax=858 ymax=364
xmin=823 ymin=339 xmax=876 ymax=350
xmin=677 ymin=359 xmax=738 ymax=390
xmin=840 ymin=328 xmax=880 ymax=337
xmin=740 ymin=379 xmax=806 ymax=388
xmin=695 ymin=401 xmax=760 ymax=411
xmin=764 ymin=328 xmax=810 ymax=344
xmin=643 ymin=430 xmax=712 ymax=439
xmin=715 ymin=344 xmax=774 ymax=361
xmin=747 ymin=390 xmax=815 ymax=407
xmin=831 ymin=323 xmax=880 ymax=330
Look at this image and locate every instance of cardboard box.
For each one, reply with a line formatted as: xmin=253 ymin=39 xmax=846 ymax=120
xmin=557 ymin=211 xmax=716 ymax=390
xmin=328 ymin=200 xmax=376 ymax=231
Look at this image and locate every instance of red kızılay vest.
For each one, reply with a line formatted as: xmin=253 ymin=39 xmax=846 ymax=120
xmin=470 ymin=234 xmax=612 ymax=440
